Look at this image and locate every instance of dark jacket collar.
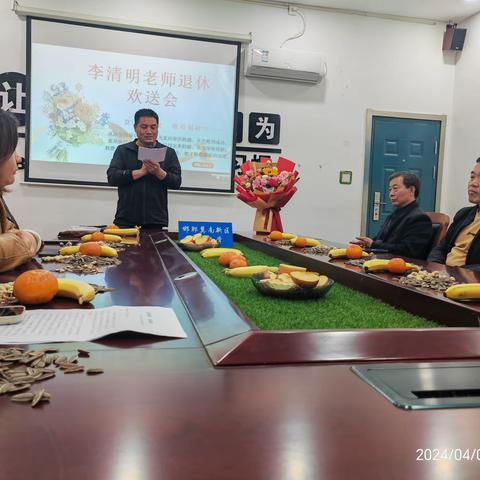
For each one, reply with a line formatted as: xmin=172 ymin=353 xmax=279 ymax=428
xmin=391 ymin=200 xmax=418 ymax=219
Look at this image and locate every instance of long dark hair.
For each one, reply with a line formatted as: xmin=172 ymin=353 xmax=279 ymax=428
xmin=0 ymin=110 xmax=18 ymax=164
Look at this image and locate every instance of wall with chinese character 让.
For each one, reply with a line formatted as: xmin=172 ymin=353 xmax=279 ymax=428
xmin=0 ymin=0 xmax=469 ymax=243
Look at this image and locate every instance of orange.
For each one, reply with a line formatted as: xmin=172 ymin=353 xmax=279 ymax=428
xmin=218 ymin=251 xmax=239 ymax=267
xmin=229 ymin=255 xmax=248 ymax=269
xmin=91 ymin=232 xmax=105 ymax=241
xmin=79 ymin=242 xmax=102 ymax=256
xmin=294 ymin=237 xmax=308 ymax=248
xmin=268 ymin=231 xmax=283 ymax=241
xmin=388 ymin=258 xmax=408 ymax=274
xmin=13 ymin=269 xmax=58 ymax=305
xmin=346 ymin=244 xmax=364 ymax=259
xmin=106 ymin=224 xmax=119 ymax=229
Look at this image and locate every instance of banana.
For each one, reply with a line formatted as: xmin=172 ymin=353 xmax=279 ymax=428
xmin=289 ymin=237 xmax=321 ymax=247
xmin=59 ymin=246 xmax=80 ymax=255
xmin=200 ymin=248 xmax=243 ymax=258
xmin=363 ymin=259 xmax=420 ymax=273
xmin=305 ymin=238 xmax=321 ymax=247
xmin=224 ymin=265 xmax=279 ymax=278
xmin=121 ymin=237 xmax=140 ymax=245
xmin=329 ymin=248 xmax=369 ymax=259
xmin=56 ymin=278 xmax=96 ymax=304
xmin=59 ymin=245 xmax=118 ymax=257
xmin=99 ymin=246 xmax=118 ymax=257
xmin=363 ymin=259 xmax=390 ymax=272
xmin=406 ymin=263 xmax=421 ymax=272
xmin=282 ymin=233 xmax=297 ymax=240
xmin=444 ymin=284 xmax=480 ymax=301
xmin=329 ymin=248 xmax=347 ymax=258
xmin=81 ymin=234 xmax=123 ymax=243
xmin=103 ymin=228 xmax=139 ymax=236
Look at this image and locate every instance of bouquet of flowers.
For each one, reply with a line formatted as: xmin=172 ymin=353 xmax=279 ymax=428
xmin=235 ymin=157 xmax=299 ymax=234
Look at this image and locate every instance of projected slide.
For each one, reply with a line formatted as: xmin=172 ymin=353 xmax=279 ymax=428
xmin=27 ymin=18 xmax=239 ymax=191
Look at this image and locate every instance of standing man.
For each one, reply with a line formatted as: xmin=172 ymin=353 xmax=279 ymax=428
xmin=107 ymin=109 xmax=181 ymax=228
xmin=428 ymin=157 xmax=480 ymax=269
xmin=353 ymin=172 xmax=433 ymax=259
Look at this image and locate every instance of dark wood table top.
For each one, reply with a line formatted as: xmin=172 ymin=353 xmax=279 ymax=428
xmin=2 ymin=230 xmax=480 ymax=479
xmin=3 ymin=347 xmax=480 ymax=480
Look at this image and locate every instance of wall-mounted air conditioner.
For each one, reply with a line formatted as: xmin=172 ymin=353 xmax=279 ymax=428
xmin=244 ymin=45 xmax=327 ymax=84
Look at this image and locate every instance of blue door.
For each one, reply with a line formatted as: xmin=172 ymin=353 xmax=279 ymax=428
xmin=366 ymin=116 xmax=440 ymax=238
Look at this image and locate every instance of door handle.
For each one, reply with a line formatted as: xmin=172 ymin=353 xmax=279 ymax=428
xmin=372 ymin=191 xmax=387 ymax=221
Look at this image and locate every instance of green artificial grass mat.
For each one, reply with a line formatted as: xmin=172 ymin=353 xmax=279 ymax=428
xmin=184 ymin=242 xmax=439 ymax=330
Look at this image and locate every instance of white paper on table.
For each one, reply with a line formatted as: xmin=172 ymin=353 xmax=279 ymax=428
xmin=67 ymin=226 xmax=98 ymax=232
xmin=138 ymin=146 xmax=167 ymax=163
xmin=0 ymin=306 xmax=187 ymax=344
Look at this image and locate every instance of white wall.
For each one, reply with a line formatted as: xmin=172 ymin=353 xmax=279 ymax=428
xmin=446 ymin=12 xmax=480 ymax=216
xmin=1 ymin=0 xmax=457 ymax=242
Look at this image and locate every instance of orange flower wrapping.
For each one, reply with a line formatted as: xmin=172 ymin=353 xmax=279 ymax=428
xmin=235 ymin=157 xmax=299 ymax=234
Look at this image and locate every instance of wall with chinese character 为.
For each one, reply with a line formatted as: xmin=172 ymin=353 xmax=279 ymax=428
xmin=1 ymin=0 xmax=465 ymax=243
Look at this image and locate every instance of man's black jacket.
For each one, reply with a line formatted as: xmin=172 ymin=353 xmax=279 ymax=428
xmin=371 ymin=201 xmax=433 ymax=259
xmin=428 ymin=205 xmax=480 ymax=267
xmin=107 ymin=141 xmax=181 ymax=228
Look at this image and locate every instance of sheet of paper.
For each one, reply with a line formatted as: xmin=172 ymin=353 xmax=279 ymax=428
xmin=138 ymin=146 xmax=167 ymax=163
xmin=0 ymin=306 xmax=187 ymax=344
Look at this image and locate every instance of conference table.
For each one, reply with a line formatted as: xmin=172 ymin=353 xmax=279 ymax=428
xmin=2 ymin=229 xmax=480 ymax=480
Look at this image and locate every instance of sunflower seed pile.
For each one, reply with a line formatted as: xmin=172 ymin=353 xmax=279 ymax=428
xmin=0 ymin=346 xmax=103 ymax=407
xmin=0 ymin=282 xmax=15 ymax=305
xmin=270 ymin=239 xmax=293 ymax=246
xmin=395 ymin=270 xmax=457 ymax=291
xmin=41 ymin=254 xmax=121 ymax=274
xmin=59 ymin=240 xmax=130 ymax=249
xmin=344 ymin=258 xmax=373 ymax=267
xmin=301 ymin=245 xmax=333 ymax=256
xmin=104 ymin=242 xmax=125 ymax=250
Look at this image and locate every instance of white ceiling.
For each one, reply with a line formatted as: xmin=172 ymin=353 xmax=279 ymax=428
xmin=254 ymin=0 xmax=480 ymax=22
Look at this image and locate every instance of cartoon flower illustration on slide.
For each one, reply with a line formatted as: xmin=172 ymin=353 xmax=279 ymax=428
xmin=43 ymin=82 xmax=130 ymax=162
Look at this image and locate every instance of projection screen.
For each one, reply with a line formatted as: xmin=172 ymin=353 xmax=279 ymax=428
xmin=26 ymin=17 xmax=240 ymax=192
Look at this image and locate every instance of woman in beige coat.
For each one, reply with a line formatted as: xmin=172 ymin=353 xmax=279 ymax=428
xmin=0 ymin=110 xmax=42 ymax=272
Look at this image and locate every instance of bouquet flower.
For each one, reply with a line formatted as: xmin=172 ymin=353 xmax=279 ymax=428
xmin=235 ymin=157 xmax=299 ymax=234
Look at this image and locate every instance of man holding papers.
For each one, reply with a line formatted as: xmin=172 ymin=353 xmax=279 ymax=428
xmin=107 ymin=109 xmax=182 ymax=228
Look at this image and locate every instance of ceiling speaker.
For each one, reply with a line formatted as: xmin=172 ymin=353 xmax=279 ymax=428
xmin=443 ymin=25 xmax=467 ymax=51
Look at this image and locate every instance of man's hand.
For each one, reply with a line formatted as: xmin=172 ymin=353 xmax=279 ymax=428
xmin=144 ymin=160 xmax=167 ymax=180
xmin=353 ymin=236 xmax=374 ymax=248
xmin=132 ymin=162 xmax=149 ymax=180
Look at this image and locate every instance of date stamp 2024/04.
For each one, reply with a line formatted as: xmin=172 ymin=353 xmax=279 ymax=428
xmin=416 ymin=449 xmax=480 ymax=462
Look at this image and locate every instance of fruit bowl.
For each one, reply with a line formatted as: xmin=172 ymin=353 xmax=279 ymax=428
xmin=177 ymin=241 xmax=216 ymax=252
xmin=251 ymin=274 xmax=334 ymax=300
